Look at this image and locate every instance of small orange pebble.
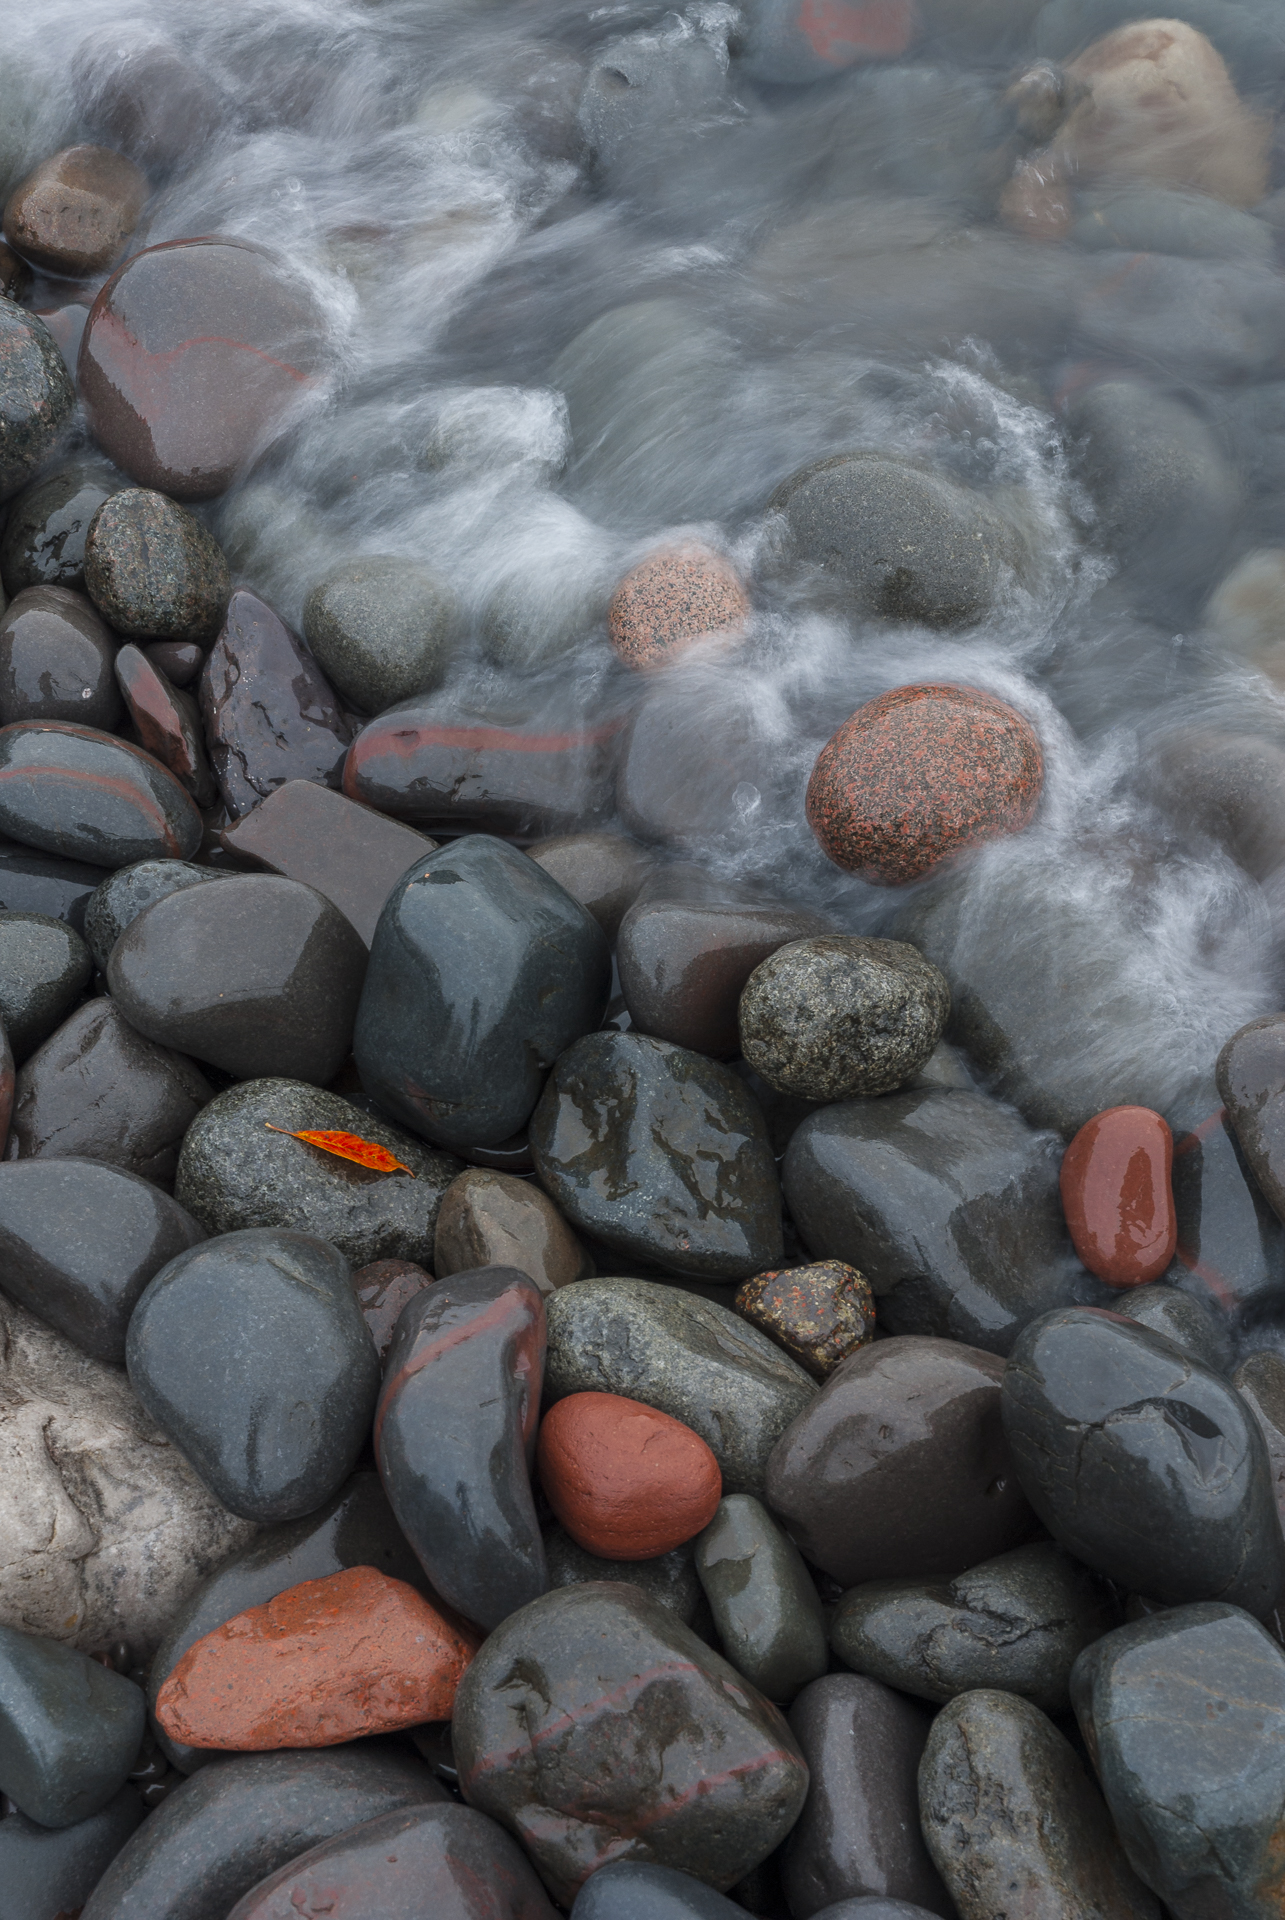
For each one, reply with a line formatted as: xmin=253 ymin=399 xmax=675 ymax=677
xmin=1060 ymin=1104 xmax=1177 ymax=1288
xmin=536 ymin=1390 xmax=722 ymax=1559
xmin=607 ymin=545 xmax=750 ymax=671
xmin=155 ymin=1566 xmax=479 ymax=1751
xmin=264 ymin=1124 xmax=416 ymax=1175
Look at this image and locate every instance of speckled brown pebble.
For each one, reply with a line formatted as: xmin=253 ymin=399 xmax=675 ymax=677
xmin=734 ymin=1261 xmax=875 ymax=1381
xmin=806 ymin=683 xmax=1043 ymax=884
xmin=84 ymin=490 xmax=230 ymax=643
xmin=3 ymin=146 xmax=147 ymax=280
xmin=0 ymin=303 xmax=74 ymax=499
xmin=607 ymin=545 xmax=750 ymax=671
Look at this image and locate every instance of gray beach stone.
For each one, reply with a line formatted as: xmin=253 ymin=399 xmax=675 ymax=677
xmin=84 ymin=490 xmax=230 ymax=643
xmin=83 ymin=859 xmax=229 ymax=972
xmin=0 ymin=303 xmax=74 ymax=499
xmin=0 ymin=1625 xmax=144 ymax=1829
xmin=302 ymin=555 xmax=456 ymax=714
xmin=0 ymin=911 xmax=90 ymax=1061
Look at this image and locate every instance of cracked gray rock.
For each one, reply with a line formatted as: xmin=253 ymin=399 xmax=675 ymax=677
xmin=829 ymin=1541 xmax=1116 ymax=1714
xmin=918 ymin=1689 xmax=1161 ymax=1920
xmin=0 ymin=1292 xmax=255 ymax=1661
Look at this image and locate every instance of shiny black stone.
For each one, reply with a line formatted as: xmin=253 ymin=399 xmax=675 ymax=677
xmin=0 ymin=911 xmax=91 ymax=1061
xmin=0 ymin=587 xmax=121 ymax=731
xmin=0 ymin=462 xmax=124 ymax=598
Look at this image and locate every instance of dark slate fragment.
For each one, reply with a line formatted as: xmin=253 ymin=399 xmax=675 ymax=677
xmin=0 ymin=1157 xmax=203 ymax=1363
xmin=6 ymin=997 xmax=212 ymax=1187
xmin=0 ymin=722 xmax=203 ymax=869
xmin=0 ymin=842 xmax=104 ymax=929
xmin=572 ymin=1861 xmax=747 ymax=1918
xmin=0 ymin=1787 xmax=143 ymax=1920
xmin=199 ymin=589 xmax=353 ymax=819
xmin=829 ymin=1541 xmax=1115 ymax=1714
xmin=79 ymin=1745 xmax=445 ymax=1920
xmin=174 ymin=1077 xmax=460 ymax=1268
xmin=543 ymin=1279 xmax=814 ymax=1498
xmin=0 ymin=460 xmax=124 ymax=597
xmin=0 ymin=585 xmax=121 ymax=730
xmin=107 ymin=874 xmax=367 ymax=1085
xmin=114 ymin=644 xmax=216 ymax=806
xmin=1218 ymin=1013 xmax=1285 ymax=1226
xmin=1071 ymin=1603 xmax=1285 ymax=1920
xmin=0 ymin=911 xmax=90 ymax=1060
xmin=782 ymin=1674 xmax=951 ymax=1920
xmin=126 ymin=1227 xmax=381 ymax=1524
xmin=766 ymin=1336 xmax=1034 ymax=1588
xmin=1001 ymin=1307 xmax=1285 ymax=1622
xmin=219 ymin=779 xmax=435 ymax=946
xmin=84 ymin=491 xmax=229 ymax=642
xmin=83 ymin=858 xmax=229 ymax=972
xmin=918 ymin=1689 xmax=1161 ymax=1920
xmin=782 ymin=1088 xmax=1105 ymax=1356
xmin=0 ymin=302 xmax=74 ymax=499
xmin=148 ymin=1471 xmax=440 ymax=1775
xmin=354 ymin=834 xmax=610 ymax=1153
xmin=531 ymin=1031 xmax=783 ymax=1280
xmin=0 ymin=1624 xmax=144 ymax=1829
xmin=226 ymin=1801 xmax=558 ymax=1920
xmin=452 ymin=1582 xmax=809 ymax=1904
xmin=375 ymin=1265 xmax=546 ymax=1630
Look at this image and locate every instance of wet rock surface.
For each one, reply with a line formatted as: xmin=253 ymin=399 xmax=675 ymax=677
xmin=82 ymin=857 xmax=227 ymax=971
xmin=0 ymin=1623 xmax=145 ymax=1829
xmin=0 ymin=462 xmax=124 ymax=598
xmin=0 ymin=910 xmax=91 ymax=1060
xmin=538 ymin=1391 xmax=722 ymax=1560
xmin=302 ymin=555 xmax=456 ymax=714
xmin=0 ymin=304 xmax=73 ymax=499
xmin=434 ymin=1166 xmax=590 ymax=1293
xmin=0 ymin=722 xmax=202 ymax=868
xmin=84 ymin=490 xmax=230 ymax=643
xmin=733 ymin=1260 xmax=875 ymax=1380
xmin=694 ymin=1494 xmax=827 ymax=1704
xmin=0 ymin=586 xmax=121 ymax=731
xmin=114 ymin=643 xmax=216 ymax=806
xmin=3 ymin=145 xmax=147 ymax=279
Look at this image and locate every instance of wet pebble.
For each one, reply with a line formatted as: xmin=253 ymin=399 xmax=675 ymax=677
xmin=73 ymin=27 xmax=224 ymax=171
xmin=544 ymin=1526 xmax=706 ymax=1627
xmin=82 ymin=858 xmax=227 ymax=971
xmin=126 ymin=1226 xmax=381 ymax=1524
xmin=0 ymin=911 xmax=90 ymax=1061
xmin=350 ymin=1257 xmax=434 ymax=1359
xmin=114 ymin=644 xmax=216 ymax=806
xmin=918 ymin=1688 xmax=1161 ymax=1920
xmin=695 ymin=1494 xmax=827 ymax=1704
xmin=538 ymin=1392 xmax=723 ymax=1559
xmin=0 ymin=1626 xmax=144 ymax=1829
xmin=526 ymin=830 xmax=654 ymax=940
xmin=1233 ymin=1349 xmax=1285 ymax=1528
xmin=0 ymin=304 xmax=74 ymax=499
xmin=531 ymin=1031 xmax=782 ymax=1279
xmin=829 ymin=1540 xmax=1115 ymax=1714
xmin=739 ymin=935 xmax=950 ymax=1099
xmin=0 ymin=586 xmax=121 ymax=730
xmin=544 ymin=1278 xmax=815 ymax=1497
xmin=733 ymin=1260 xmax=875 ymax=1381
xmin=84 ymin=490 xmax=230 ymax=643
xmin=375 ymin=1265 xmax=546 ymax=1630
xmin=1060 ymin=1104 xmax=1178 ymax=1286
xmin=1217 ymin=1011 xmax=1285 ymax=1225
xmin=302 ymin=555 xmax=456 ymax=714
xmin=1113 ymin=1280 xmax=1232 ymax=1374
xmin=607 ymin=545 xmax=749 ymax=671
xmin=144 ymin=639 xmax=202 ymax=687
xmin=3 ymin=145 xmax=147 ymax=279
xmin=6 ymin=996 xmax=212 ymax=1187
xmin=453 ymin=1582 xmax=809 ymax=1902
xmin=0 ymin=1787 xmax=142 ymax=1920
xmin=0 ymin=461 xmax=123 ymax=598
xmin=107 ymin=873 xmax=367 ymax=1085
xmin=572 ymin=1861 xmax=746 ymax=1918
xmin=0 ymin=1156 xmax=202 ymax=1363
xmin=0 ymin=721 xmax=202 ymax=868
xmin=434 ymin=1166 xmax=591 ymax=1294
xmin=736 ymin=0 xmax=919 ymax=83
xmin=0 ymin=842 xmax=107 ymax=930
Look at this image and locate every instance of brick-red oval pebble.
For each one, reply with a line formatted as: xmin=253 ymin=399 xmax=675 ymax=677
xmin=805 ymin=683 xmax=1043 ymax=885
xmin=1060 ymin=1105 xmax=1177 ymax=1288
xmin=537 ymin=1390 xmax=722 ymax=1559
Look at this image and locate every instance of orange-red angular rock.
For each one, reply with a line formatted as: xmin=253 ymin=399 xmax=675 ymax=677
xmin=537 ymin=1390 xmax=722 ymax=1559
xmin=1060 ymin=1105 xmax=1177 ymax=1288
xmin=154 ymin=1566 xmax=479 ymax=1750
xmin=805 ymin=683 xmax=1043 ymax=884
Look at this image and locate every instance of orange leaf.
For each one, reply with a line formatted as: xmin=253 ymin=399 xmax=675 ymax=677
xmin=264 ymin=1125 xmax=416 ymax=1176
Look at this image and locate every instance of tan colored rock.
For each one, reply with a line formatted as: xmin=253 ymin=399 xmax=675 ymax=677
xmin=1206 ymin=549 xmax=1285 ymax=686
xmin=4 ymin=144 xmax=147 ymax=279
xmin=433 ymin=1168 xmax=592 ymax=1295
xmin=999 ymin=154 xmax=1075 ymax=242
xmin=1060 ymin=19 xmax=1270 ymax=208
xmin=0 ymin=1293 xmax=256 ymax=1661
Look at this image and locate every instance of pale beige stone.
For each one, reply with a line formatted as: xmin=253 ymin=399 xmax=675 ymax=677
xmin=433 ymin=1168 xmax=593 ymax=1295
xmin=0 ymin=1295 xmax=255 ymax=1660
xmin=1060 ymin=19 xmax=1271 ymax=208
xmin=1206 ymin=549 xmax=1285 ymax=685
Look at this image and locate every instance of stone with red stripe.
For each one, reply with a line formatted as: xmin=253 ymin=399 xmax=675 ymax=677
xmin=0 ymin=720 xmax=201 ymax=868
xmin=452 ymin=1581 xmax=809 ymax=1904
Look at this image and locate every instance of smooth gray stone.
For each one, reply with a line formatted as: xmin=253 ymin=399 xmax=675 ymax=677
xmin=694 ymin=1495 xmax=827 ymax=1704
xmin=1001 ymin=1308 xmax=1285 ymax=1622
xmin=301 ymin=555 xmax=455 ymax=714
xmin=545 ymin=1525 xmax=706 ymax=1627
xmin=531 ymin=1031 xmax=783 ymax=1280
xmin=918 ymin=1688 xmax=1161 ymax=1919
xmin=783 ymin=1673 xmax=951 ymax=1919
xmin=0 ymin=911 xmax=90 ymax=1061
xmin=0 ymin=1625 xmax=144 ymax=1829
xmin=0 ymin=461 xmax=125 ymax=597
xmin=829 ymin=1541 xmax=1115 ymax=1714
xmin=174 ymin=1077 xmax=460 ymax=1269
xmin=0 ymin=1787 xmax=143 ymax=1920
xmin=572 ymin=1860 xmax=746 ymax=1919
xmin=0 ymin=307 xmax=74 ymax=501
xmin=1071 ymin=1603 xmax=1285 ymax=1920
xmin=1218 ymin=1013 xmax=1285 ymax=1227
xmin=80 ymin=1745 xmax=445 ymax=1920
xmin=0 ymin=585 xmax=122 ymax=731
xmin=0 ymin=1156 xmax=203 ymax=1364
xmin=83 ymin=860 xmax=229 ymax=972
xmin=6 ymin=997 xmax=212 ymax=1188
xmin=126 ymin=1228 xmax=380 ymax=1524
xmin=784 ymin=1088 xmax=1100 ymax=1356
xmin=578 ymin=30 xmax=731 ymax=184
xmin=543 ymin=1279 xmax=815 ymax=1497
xmin=1113 ymin=1281 xmax=1233 ymax=1374
xmin=1234 ymin=1350 xmax=1285 ymax=1531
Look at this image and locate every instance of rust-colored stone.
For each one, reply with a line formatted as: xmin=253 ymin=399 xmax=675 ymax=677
xmin=607 ymin=545 xmax=750 ymax=671
xmin=350 ymin=1258 xmax=434 ymax=1360
xmin=154 ymin=1566 xmax=479 ymax=1750
xmin=536 ymin=1390 xmax=722 ymax=1560
xmin=4 ymin=145 xmax=147 ymax=279
xmin=734 ymin=1260 xmax=875 ymax=1380
xmin=1060 ymin=1104 xmax=1177 ymax=1288
xmin=806 ymin=683 xmax=1043 ymax=884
